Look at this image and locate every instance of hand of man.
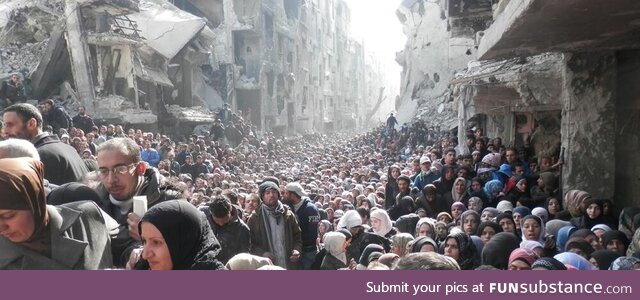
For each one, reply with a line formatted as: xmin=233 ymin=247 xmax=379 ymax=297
xmin=127 ymin=213 xmax=142 ymax=241
xmin=289 ymin=250 xmax=300 ymax=263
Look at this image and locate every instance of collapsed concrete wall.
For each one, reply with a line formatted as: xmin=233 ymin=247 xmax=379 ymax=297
xmin=395 ymin=0 xmax=477 ymax=129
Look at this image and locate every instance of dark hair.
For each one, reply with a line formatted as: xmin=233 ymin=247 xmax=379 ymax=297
xmin=3 ymin=103 xmax=43 ymax=129
xmin=222 ymin=190 xmax=238 ymax=205
xmin=356 ymin=207 xmax=370 ymax=219
xmin=209 ymin=196 xmax=232 ymax=218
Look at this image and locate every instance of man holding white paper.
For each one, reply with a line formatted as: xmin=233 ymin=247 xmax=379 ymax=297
xmin=94 ymin=138 xmax=184 ymax=267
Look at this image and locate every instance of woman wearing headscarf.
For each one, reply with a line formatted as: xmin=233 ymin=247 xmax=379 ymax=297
xmin=135 ymin=200 xmax=224 ymax=270
xmin=483 ymin=179 xmax=505 ymax=208
xmin=442 ymin=231 xmax=478 ymax=270
xmin=569 ymin=228 xmax=601 ymax=251
xmin=415 ymin=217 xmax=436 ymax=239
xmin=601 ymin=230 xmax=630 ymax=256
xmin=480 ymin=207 xmax=499 ymax=222
xmin=508 ymin=248 xmax=538 ymax=270
xmin=433 ymin=165 xmax=456 ymax=197
xmin=531 ymin=257 xmax=567 ymax=270
xmin=520 ymin=240 xmax=544 ymax=258
xmin=520 ymin=215 xmax=545 ymax=244
xmin=553 ymin=252 xmax=596 ymax=270
xmin=411 ymin=236 xmax=438 ymax=253
xmin=608 ymin=256 xmax=640 ymax=270
xmin=618 ymin=207 xmax=640 ymax=240
xmin=467 ymin=197 xmax=483 ymax=214
xmin=317 ymin=220 xmax=333 ymax=245
xmin=532 ymin=207 xmax=549 ymax=224
xmin=459 ymin=210 xmax=480 ymax=236
xmin=570 ymin=198 xmax=607 ymax=230
xmin=443 ymin=177 xmax=470 ymax=207
xmin=588 ymin=250 xmax=620 ymax=270
xmin=225 ymin=253 xmax=273 ymax=270
xmin=476 ymin=221 xmax=502 ymax=244
xmin=563 ymin=189 xmax=592 ymax=218
xmin=357 ymin=244 xmax=385 ymax=270
xmin=530 ymin=172 xmax=557 ymax=203
xmin=0 ymin=158 xmax=116 ymax=270
xmin=391 ymin=233 xmax=414 ymax=257
xmin=555 ymin=226 xmax=578 ymax=252
xmin=469 ymin=177 xmax=489 ymax=204
xmin=512 ymin=206 xmax=531 ymax=237
xmin=545 ymin=196 xmax=563 ymax=220
xmin=388 ymin=196 xmax=415 ymax=221
xmin=320 ymin=232 xmax=348 ymax=270
xmin=384 ymin=165 xmax=401 ymax=209
xmin=416 ymin=184 xmax=448 ymax=218
xmin=627 ymin=228 xmax=640 ymax=257
xmin=564 ymin=238 xmax=595 ymax=260
xmin=496 ymin=213 xmax=517 ymax=236
xmin=395 ymin=213 xmax=420 ymax=235
xmin=369 ymin=209 xmax=396 ymax=238
xmin=450 ymin=202 xmax=466 ymax=225
xmin=481 ymin=232 xmax=520 ymax=269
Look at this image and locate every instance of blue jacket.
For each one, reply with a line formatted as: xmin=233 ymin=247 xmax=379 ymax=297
xmin=294 ymin=198 xmax=320 ymax=252
xmin=413 ymin=171 xmax=439 ymax=191
xmin=141 ymin=148 xmax=160 ymax=167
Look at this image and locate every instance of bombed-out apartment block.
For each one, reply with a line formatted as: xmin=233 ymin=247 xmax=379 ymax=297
xmin=0 ymin=0 xmax=384 ymax=135
xmin=397 ymin=0 xmax=640 ymax=207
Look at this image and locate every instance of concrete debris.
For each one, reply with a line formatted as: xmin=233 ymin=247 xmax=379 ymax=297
xmin=236 ymin=75 xmax=259 ymax=89
xmin=165 ymin=104 xmax=215 ymax=123
xmin=0 ymin=39 xmax=48 ymax=75
xmin=94 ymin=94 xmax=157 ymax=124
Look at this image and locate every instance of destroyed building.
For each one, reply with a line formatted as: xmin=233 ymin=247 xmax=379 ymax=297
xmin=0 ymin=0 xmax=385 ymax=135
xmin=397 ymin=0 xmax=640 ymax=207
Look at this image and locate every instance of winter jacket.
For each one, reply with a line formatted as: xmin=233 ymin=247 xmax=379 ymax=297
xmin=247 ymin=203 xmax=302 ymax=269
xmin=201 ymin=205 xmax=251 ymax=264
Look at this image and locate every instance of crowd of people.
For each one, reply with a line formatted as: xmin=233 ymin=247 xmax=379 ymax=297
xmin=0 ymin=100 xmax=639 ymax=271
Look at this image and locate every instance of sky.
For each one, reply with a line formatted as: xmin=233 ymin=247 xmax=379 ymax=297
xmin=344 ymin=0 xmax=405 ymax=113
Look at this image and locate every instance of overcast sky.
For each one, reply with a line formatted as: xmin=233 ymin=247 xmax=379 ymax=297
xmin=344 ymin=0 xmax=405 ymax=108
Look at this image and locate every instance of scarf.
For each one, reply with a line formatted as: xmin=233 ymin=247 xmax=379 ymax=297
xmin=137 ymin=200 xmax=223 ymax=270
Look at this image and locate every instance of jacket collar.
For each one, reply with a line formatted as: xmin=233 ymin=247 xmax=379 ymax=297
xmin=0 ymin=205 xmax=87 ymax=269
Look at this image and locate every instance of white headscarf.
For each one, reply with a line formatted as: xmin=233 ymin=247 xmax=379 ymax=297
xmin=323 ymin=232 xmax=347 ymax=264
xmin=370 ymin=209 xmax=393 ymax=237
xmin=336 ymin=210 xmax=363 ymax=230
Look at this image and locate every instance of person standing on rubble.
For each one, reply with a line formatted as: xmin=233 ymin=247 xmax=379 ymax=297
xmin=0 ymin=73 xmax=26 ymax=110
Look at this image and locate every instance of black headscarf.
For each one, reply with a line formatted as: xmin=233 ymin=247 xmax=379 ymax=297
xmin=590 ymin=250 xmax=621 ymax=270
xmin=601 ymin=230 xmax=630 ymax=255
xmin=138 ymin=200 xmax=224 ymax=270
xmin=359 ymin=244 xmax=384 ymax=267
xmin=476 ymin=221 xmax=503 ymax=237
xmin=530 ymin=257 xmax=567 ymax=270
xmin=411 ymin=236 xmax=438 ymax=253
xmin=443 ymin=231 xmax=478 ymax=270
xmin=481 ymin=232 xmax=520 ymax=269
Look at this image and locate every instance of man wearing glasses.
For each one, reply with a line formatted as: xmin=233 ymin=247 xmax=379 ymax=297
xmin=95 ymin=137 xmax=184 ymax=267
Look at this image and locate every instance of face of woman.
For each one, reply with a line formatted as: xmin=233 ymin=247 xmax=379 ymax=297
xmin=462 ymin=217 xmax=478 ymax=235
xmin=522 ymin=219 xmax=541 ymax=241
xmin=417 ymin=223 xmax=432 ymax=237
xmin=420 ymin=244 xmax=436 ymax=252
xmin=371 ymin=217 xmax=382 ymax=232
xmin=468 ymin=200 xmax=479 ymax=212
xmin=141 ymin=222 xmax=173 ymax=270
xmin=451 ymin=207 xmax=463 ymax=219
xmin=547 ymin=198 xmax=560 ymax=214
xmin=512 ymin=213 xmax=523 ymax=229
xmin=481 ymin=211 xmax=494 ymax=222
xmin=444 ymin=238 xmax=460 ymax=260
xmin=391 ymin=168 xmax=400 ymax=179
xmin=445 ymin=169 xmax=455 ymax=180
xmin=606 ymin=239 xmax=626 ymax=255
xmin=0 ymin=209 xmax=35 ymax=243
xmin=479 ymin=227 xmax=495 ymax=244
xmin=509 ymin=259 xmax=531 ymax=271
xmin=455 ymin=181 xmax=465 ymax=195
xmin=499 ymin=219 xmax=515 ymax=233
xmin=586 ymin=203 xmax=601 ymax=219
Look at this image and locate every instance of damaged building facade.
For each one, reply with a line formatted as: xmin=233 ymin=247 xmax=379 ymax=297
xmin=397 ymin=0 xmax=640 ymax=207
xmin=0 ymin=0 xmax=384 ymax=135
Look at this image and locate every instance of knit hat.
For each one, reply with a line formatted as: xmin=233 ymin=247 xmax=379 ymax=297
xmin=258 ymin=181 xmax=280 ymax=199
xmin=496 ymin=200 xmax=514 ymax=213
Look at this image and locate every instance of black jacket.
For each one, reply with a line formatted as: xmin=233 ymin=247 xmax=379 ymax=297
xmin=72 ymin=114 xmax=96 ymax=133
xmin=95 ymin=168 xmax=184 ymax=267
xmin=44 ymin=106 xmax=70 ymax=132
xmin=33 ymin=133 xmax=88 ymax=185
xmin=200 ymin=205 xmax=250 ymax=264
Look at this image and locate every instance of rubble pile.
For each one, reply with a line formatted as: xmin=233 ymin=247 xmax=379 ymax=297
xmin=0 ymin=40 xmax=49 ymax=75
xmin=165 ymin=104 xmax=215 ymax=123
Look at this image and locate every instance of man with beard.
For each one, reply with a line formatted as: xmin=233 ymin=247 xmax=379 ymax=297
xmin=283 ymin=182 xmax=320 ymax=269
xmin=2 ymin=103 xmax=88 ymax=185
xmin=95 ymin=137 xmax=183 ymax=267
xmin=247 ymin=181 xmax=302 ymax=269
